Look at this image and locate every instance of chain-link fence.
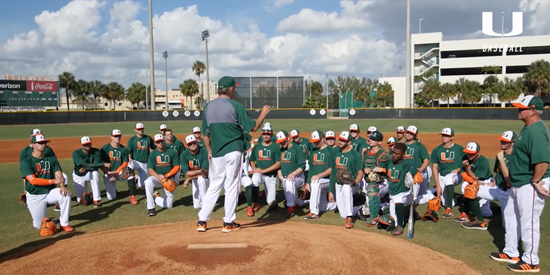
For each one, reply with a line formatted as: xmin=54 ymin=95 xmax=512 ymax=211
xmin=232 ymin=76 xmax=304 ymax=109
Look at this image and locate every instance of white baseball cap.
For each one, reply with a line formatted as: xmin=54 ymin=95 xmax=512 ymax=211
xmin=154 ymin=134 xmax=164 ymax=142
xmin=135 ymin=123 xmax=144 ymax=129
xmin=111 ymin=129 xmax=122 ymax=136
xmin=81 ymin=136 xmax=92 ymax=145
xmin=290 ymin=129 xmax=299 ymax=138
xmin=339 ymin=131 xmax=350 ymax=141
xmin=32 ymin=134 xmax=50 ymax=144
xmin=349 ymin=124 xmax=359 ymax=131
xmin=310 ymin=130 xmax=324 ymax=142
xmin=500 ymin=131 xmax=517 ymax=143
xmin=30 ymin=128 xmax=42 ymax=136
xmin=264 ymin=122 xmax=271 ymax=128
xmin=326 ymin=131 xmax=335 ymax=138
xmin=440 ymin=127 xmax=454 ymax=136
xmin=193 ymin=127 xmax=200 ymax=133
xmin=160 ymin=124 xmax=167 ymax=130
xmin=406 ymin=125 xmax=418 ymax=135
xmin=396 ymin=126 xmax=405 ymax=133
xmin=262 ymin=126 xmax=273 ymax=133
xmin=276 ymin=131 xmax=289 ymax=144
xmin=367 ymin=126 xmax=377 ymax=133
xmin=185 ymin=134 xmax=197 ymax=144
xmin=387 ymin=137 xmax=396 ymax=146
xmin=463 ymin=142 xmax=480 ymax=154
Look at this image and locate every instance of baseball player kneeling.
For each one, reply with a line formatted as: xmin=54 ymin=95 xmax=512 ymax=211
xmin=329 ymin=131 xmax=364 ymax=229
xmin=144 ymin=134 xmax=180 ymax=216
xmin=373 ymin=143 xmax=422 ymax=236
xmin=276 ymin=131 xmax=306 ymax=218
xmin=180 ymin=135 xmax=209 ymax=209
xmin=250 ymin=126 xmax=281 ymax=212
xmin=72 ymin=136 xmax=106 ymax=207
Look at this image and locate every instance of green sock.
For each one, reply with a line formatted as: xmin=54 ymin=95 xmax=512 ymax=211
xmin=127 ymin=179 xmax=135 ymax=196
xmin=444 ymin=186 xmax=454 ymax=208
xmin=463 ymin=197 xmax=471 ymax=215
xmin=245 ymin=186 xmax=253 ymax=206
xmin=470 ymin=198 xmax=484 ymax=221
xmin=395 ymin=203 xmax=405 ymax=227
xmin=252 ymin=187 xmax=259 ymax=203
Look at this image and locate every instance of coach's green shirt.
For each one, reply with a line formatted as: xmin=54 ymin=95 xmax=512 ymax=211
xmin=72 ymin=148 xmax=104 ymax=176
xmin=250 ymin=141 xmax=281 ymax=177
xmin=180 ymin=147 xmax=208 ymax=175
xmin=147 ymin=148 xmax=180 ymax=175
xmin=127 ymin=135 xmax=155 ymax=162
xmin=280 ymin=145 xmax=306 ymax=177
xmin=329 ymin=148 xmax=362 ymax=193
xmin=350 ymin=136 xmax=367 ymax=152
xmin=464 ymin=155 xmax=493 ymax=180
xmin=430 ymin=143 xmax=465 ymax=176
xmin=21 ymin=155 xmax=62 ymax=195
xmin=101 ymin=143 xmax=129 ymax=172
xmin=509 ymin=121 xmax=550 ymax=186
xmin=20 ymin=145 xmax=56 ymax=162
xmin=166 ymin=139 xmax=186 ymax=156
xmin=494 ymin=153 xmax=513 ymax=191
xmin=307 ymin=145 xmax=333 ymax=183
xmin=380 ymin=159 xmax=417 ymax=196
xmin=404 ymin=140 xmax=429 ymax=169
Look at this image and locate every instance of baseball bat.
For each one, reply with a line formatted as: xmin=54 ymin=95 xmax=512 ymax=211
xmin=407 ymin=188 xmax=415 ymax=239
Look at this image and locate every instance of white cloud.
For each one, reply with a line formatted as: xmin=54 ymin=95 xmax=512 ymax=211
xmin=274 ymin=0 xmax=294 ymax=9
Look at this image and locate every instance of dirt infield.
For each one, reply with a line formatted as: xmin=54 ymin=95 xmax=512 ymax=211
xmin=1 ymin=132 xmax=503 ymax=164
xmin=0 ymin=221 xmax=480 ymax=275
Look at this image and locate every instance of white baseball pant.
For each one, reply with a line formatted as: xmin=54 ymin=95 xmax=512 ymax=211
xmin=128 ymin=160 xmax=148 ymax=188
xmin=103 ymin=170 xmax=135 ymax=200
xmin=437 ymin=172 xmax=462 ymax=207
xmin=502 ymin=178 xmax=550 ymax=266
xmin=283 ymin=174 xmax=305 ymax=208
xmin=460 ymin=178 xmax=495 ymax=218
xmin=252 ymin=173 xmax=277 ymax=205
xmin=26 ymin=188 xmax=71 ymax=229
xmin=198 ymin=151 xmax=243 ymax=223
xmin=309 ymin=178 xmax=337 ymax=215
xmin=192 ymin=176 xmax=209 ymax=209
xmin=413 ymin=167 xmax=433 ymax=204
xmin=145 ymin=176 xmax=174 ymax=209
xmin=73 ymin=171 xmax=101 ymax=202
xmin=335 ymin=183 xmax=361 ymax=218
xmin=389 ymin=191 xmax=412 ymax=222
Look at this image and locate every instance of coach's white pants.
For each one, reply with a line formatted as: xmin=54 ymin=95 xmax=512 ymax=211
xmin=145 ymin=176 xmax=174 ymax=209
xmin=309 ymin=178 xmax=337 ymax=215
xmin=438 ymin=172 xmax=462 ymax=207
xmin=73 ymin=171 xmax=101 ymax=202
xmin=192 ymin=176 xmax=209 ymax=209
xmin=413 ymin=167 xmax=432 ymax=204
xmin=199 ymin=151 xmax=243 ymax=223
xmin=128 ymin=160 xmax=148 ymax=188
xmin=335 ymin=184 xmax=360 ymax=218
xmin=103 ymin=171 xmax=132 ymax=201
xmin=460 ymin=178 xmax=495 ymax=217
xmin=502 ymin=179 xmax=550 ymax=266
xmin=252 ymin=173 xmax=277 ymax=204
xmin=389 ymin=191 xmax=412 ymax=223
xmin=284 ymin=174 xmax=305 ymax=208
xmin=26 ymin=188 xmax=71 ymax=229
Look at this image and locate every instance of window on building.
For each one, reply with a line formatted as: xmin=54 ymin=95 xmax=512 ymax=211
xmin=440 ymin=67 xmax=500 ymax=76
xmin=506 ymin=65 xmax=529 ymax=74
xmin=506 ymin=46 xmax=550 ymax=55
xmin=440 ymin=49 xmax=503 ymax=58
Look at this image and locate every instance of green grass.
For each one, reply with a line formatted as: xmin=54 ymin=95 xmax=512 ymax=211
xmin=1 ymin=119 xmax=549 ymax=275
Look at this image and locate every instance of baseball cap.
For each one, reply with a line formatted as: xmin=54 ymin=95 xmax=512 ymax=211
xmin=31 ymin=134 xmax=50 ymax=144
xmin=218 ymin=76 xmax=239 ymax=88
xmin=500 ymin=130 xmax=517 ymax=143
xmin=262 ymin=127 xmax=273 ymax=134
xmin=349 ymin=124 xmax=359 ymax=131
xmin=339 ymin=131 xmax=350 ymax=141
xmin=369 ymin=130 xmax=383 ymax=141
xmin=406 ymin=125 xmax=418 ymax=135
xmin=185 ymin=134 xmax=197 ymax=145
xmin=276 ymin=131 xmax=289 ymax=144
xmin=160 ymin=124 xmax=167 ymax=130
xmin=326 ymin=131 xmax=335 ymax=138
xmin=387 ymin=137 xmax=396 ymax=146
xmin=81 ymin=136 xmax=92 ymax=145
xmin=290 ymin=129 xmax=300 ymax=138
xmin=367 ymin=126 xmax=377 ymax=133
xmin=111 ymin=129 xmax=122 ymax=136
xmin=135 ymin=123 xmax=144 ymax=130
xmin=30 ymin=129 xmax=42 ymax=136
xmin=310 ymin=130 xmax=324 ymax=142
xmin=154 ymin=134 xmax=164 ymax=142
xmin=396 ymin=126 xmax=405 ymax=133
xmin=264 ymin=122 xmax=271 ymax=128
xmin=440 ymin=127 xmax=454 ymax=136
xmin=463 ymin=142 xmax=481 ymax=154
xmin=193 ymin=127 xmax=200 ymax=133
xmin=512 ymin=95 xmax=544 ymax=111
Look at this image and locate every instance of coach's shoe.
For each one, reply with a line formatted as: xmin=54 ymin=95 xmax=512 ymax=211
xmin=54 ymin=203 xmax=60 ymax=212
xmin=147 ymin=208 xmax=156 ymax=217
xmin=304 ymin=213 xmax=319 ymax=220
xmin=461 ymin=220 xmax=487 ymax=230
xmin=443 ymin=208 xmax=453 ymax=218
xmin=246 ymin=206 xmax=254 ymax=217
xmin=391 ymin=226 xmax=403 ymax=236
xmin=196 ymin=221 xmax=207 ymax=232
xmin=345 ymin=217 xmax=353 ymax=229
xmin=454 ymin=212 xmax=469 ymax=223
xmin=93 ymin=201 xmax=102 ymax=208
xmin=507 ymin=261 xmax=540 ymax=273
xmin=222 ymin=222 xmax=241 ymax=233
xmin=61 ymin=225 xmax=74 ymax=232
xmin=129 ymin=196 xmax=138 ymax=205
xmin=252 ymin=202 xmax=259 ymax=212
xmin=490 ymin=252 xmax=520 ymax=264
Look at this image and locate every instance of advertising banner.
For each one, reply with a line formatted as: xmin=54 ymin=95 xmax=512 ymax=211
xmin=0 ymin=80 xmax=26 ymax=91
xmin=27 ymin=81 xmax=58 ymax=92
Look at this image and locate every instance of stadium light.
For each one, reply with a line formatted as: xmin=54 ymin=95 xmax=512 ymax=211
xmin=148 ymin=0 xmax=156 ymax=110
xmin=405 ymin=0 xmax=411 ymax=107
xmin=202 ymin=30 xmax=210 ymax=103
xmin=163 ymin=51 xmax=168 ymax=110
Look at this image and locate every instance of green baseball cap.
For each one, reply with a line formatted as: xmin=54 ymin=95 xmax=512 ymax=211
xmin=512 ymin=95 xmax=544 ymax=111
xmin=218 ymin=76 xmax=239 ymax=88
xmin=369 ymin=130 xmax=383 ymax=141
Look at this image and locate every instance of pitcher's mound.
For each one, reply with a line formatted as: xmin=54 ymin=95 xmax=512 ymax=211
xmin=0 ymin=221 xmax=479 ymax=275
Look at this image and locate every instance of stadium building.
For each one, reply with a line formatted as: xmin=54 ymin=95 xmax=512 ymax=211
xmin=385 ymin=32 xmax=550 ymax=108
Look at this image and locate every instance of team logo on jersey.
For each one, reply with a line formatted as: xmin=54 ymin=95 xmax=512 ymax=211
xmin=388 ymin=168 xmax=400 ymax=181
xmin=299 ymin=144 xmax=307 ymax=153
xmin=137 ymin=141 xmax=149 ymax=150
xmin=313 ymin=153 xmax=325 ymax=162
xmin=405 ymin=147 xmax=414 ymax=157
xmin=156 ymin=155 xmax=170 ymax=164
xmin=35 ymin=161 xmax=51 ymax=175
xmin=109 ymin=150 xmax=122 ymax=160
xmin=440 ymin=151 xmax=456 ymax=162
xmin=335 ymin=156 xmax=348 ymax=167
xmin=281 ymin=152 xmax=292 ymax=161
xmin=188 ymin=159 xmax=201 ymax=170
xmin=258 ymin=149 xmax=271 ymax=159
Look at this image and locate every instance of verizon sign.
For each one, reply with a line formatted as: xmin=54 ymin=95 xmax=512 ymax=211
xmin=27 ymin=81 xmax=58 ymax=92
xmin=0 ymin=80 xmax=26 ymax=91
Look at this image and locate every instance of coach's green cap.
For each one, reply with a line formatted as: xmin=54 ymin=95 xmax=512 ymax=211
xmin=369 ymin=130 xmax=383 ymax=141
xmin=513 ymin=95 xmax=544 ymax=111
xmin=218 ymin=76 xmax=239 ymax=88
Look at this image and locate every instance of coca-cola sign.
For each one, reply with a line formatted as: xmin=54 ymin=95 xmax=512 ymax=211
xmin=0 ymin=80 xmax=26 ymax=91
xmin=27 ymin=81 xmax=58 ymax=92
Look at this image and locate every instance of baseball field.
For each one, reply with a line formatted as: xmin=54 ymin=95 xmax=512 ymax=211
xmin=0 ymin=118 xmax=549 ymax=275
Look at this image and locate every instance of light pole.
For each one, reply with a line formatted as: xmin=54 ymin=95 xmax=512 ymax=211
xmin=419 ymin=18 xmax=423 ymax=33
xmin=144 ymin=49 xmax=149 ymax=109
xmin=202 ymin=30 xmax=210 ymax=103
xmin=405 ymin=0 xmax=411 ymax=107
xmin=148 ymin=0 xmax=156 ymax=110
xmin=163 ymin=51 xmax=168 ymax=110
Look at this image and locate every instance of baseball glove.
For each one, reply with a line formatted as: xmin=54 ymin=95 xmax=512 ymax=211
xmin=427 ymin=196 xmax=441 ymax=212
xmin=19 ymin=192 xmax=26 ymax=204
xmin=336 ymin=170 xmax=356 ymax=185
xmin=120 ymin=166 xmax=134 ymax=180
xmin=367 ymin=172 xmax=380 ymax=183
xmin=463 ymin=181 xmax=480 ymax=200
xmin=200 ymin=168 xmax=209 ymax=179
xmin=161 ymin=178 xmax=177 ymax=193
xmin=421 ymin=210 xmax=439 ymax=223
xmin=79 ymin=192 xmax=93 ymax=206
xmin=39 ymin=217 xmax=57 ymax=237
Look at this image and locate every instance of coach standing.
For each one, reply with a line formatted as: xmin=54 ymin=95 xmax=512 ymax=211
xmin=196 ymin=76 xmax=270 ymax=233
xmin=491 ymin=95 xmax=550 ymax=273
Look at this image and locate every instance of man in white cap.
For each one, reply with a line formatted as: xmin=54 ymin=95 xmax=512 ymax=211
xmin=159 ymin=124 xmax=168 ymax=134
xmin=145 ymin=134 xmax=181 ymax=216
xmin=263 ymin=122 xmax=277 ymax=142
xmin=180 ymin=134 xmax=209 ymax=209
xmin=366 ymin=126 xmax=377 ymax=137
xmin=325 ymin=131 xmax=338 ymax=149
xmin=290 ymin=129 xmax=314 ymax=181
xmin=192 ymin=127 xmax=205 ymax=148
xmin=127 ymin=123 xmax=155 ymax=188
xmin=72 ymin=136 xmax=106 ymax=207
xmin=395 ymin=126 xmax=406 ymax=143
xmin=403 ymin=125 xmax=432 ymax=206
xmin=349 ymin=124 xmax=366 ymax=152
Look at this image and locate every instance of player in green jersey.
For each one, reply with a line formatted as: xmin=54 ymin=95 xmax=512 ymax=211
xmin=164 ymin=128 xmax=185 ymax=182
xmin=373 ymin=143 xmax=421 ymax=236
xmin=145 ymin=134 xmax=181 ymax=216
xmin=325 ymin=131 xmax=337 ymax=149
xmin=263 ymin=122 xmax=277 ymax=143
xmin=455 ymin=142 xmax=494 ymax=230
xmin=250 ymin=126 xmax=281 ymax=212
xmin=430 ymin=127 xmax=465 ymax=219
xmin=276 ymin=130 xmax=307 ymax=218
xmin=349 ymin=124 xmax=367 ymax=151
xmin=192 ymin=127 xmax=205 ymax=148
xmin=127 ymin=123 xmax=155 ymax=188
xmin=395 ymin=126 xmax=406 ymax=143
xmin=387 ymin=137 xmax=396 ymax=150
xmin=290 ymin=129 xmax=314 ymax=179
xmin=329 ymin=131 xmax=364 ymax=229
xmin=72 ymin=136 xmax=107 ymax=207
xmin=180 ymin=135 xmax=209 ymax=209
xmin=403 ymin=125 xmax=432 ymax=205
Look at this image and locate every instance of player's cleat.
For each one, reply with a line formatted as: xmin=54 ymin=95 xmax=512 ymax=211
xmin=93 ymin=201 xmax=102 ymax=208
xmin=490 ymin=252 xmax=520 ymax=264
xmin=61 ymin=225 xmax=75 ymax=232
xmin=129 ymin=196 xmax=138 ymax=205
xmin=196 ymin=221 xmax=207 ymax=232
xmin=304 ymin=213 xmax=319 ymax=220
xmin=252 ymin=202 xmax=259 ymax=212
xmin=286 ymin=206 xmax=295 ymax=218
xmin=345 ymin=217 xmax=353 ymax=229
xmin=54 ymin=203 xmax=60 ymax=212
xmin=443 ymin=207 xmax=453 ymax=218
xmin=356 ymin=205 xmax=369 ymax=221
xmin=246 ymin=206 xmax=254 ymax=217
xmin=507 ymin=261 xmax=540 ymax=273
xmin=365 ymin=217 xmax=378 ymax=227
xmin=391 ymin=226 xmax=403 ymax=236
xmin=147 ymin=208 xmax=156 ymax=217
xmin=454 ymin=212 xmax=469 ymax=223
xmin=461 ymin=220 xmax=487 ymax=230
xmin=222 ymin=222 xmax=241 ymax=233
xmin=266 ymin=201 xmax=278 ymax=211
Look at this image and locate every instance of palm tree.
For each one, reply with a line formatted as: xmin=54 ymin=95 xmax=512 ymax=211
xmin=440 ymin=83 xmax=457 ymax=107
xmin=376 ymin=81 xmax=394 ymax=107
xmin=419 ymin=77 xmax=441 ymax=107
xmin=101 ymin=82 xmax=125 ymax=110
xmin=497 ymin=77 xmax=524 ymax=105
xmin=58 ymin=72 xmax=76 ymax=110
xmin=192 ymin=61 xmax=206 ymax=100
xmin=523 ymin=59 xmax=550 ymax=97
xmin=126 ymin=82 xmax=147 ymax=109
xmin=481 ymin=65 xmax=502 ymax=106
xmin=461 ymin=80 xmax=483 ymax=105
xmin=180 ymin=79 xmax=199 ymax=109
xmin=88 ymin=80 xmax=104 ymax=109
xmin=454 ymin=78 xmax=468 ymax=107
xmin=72 ymin=79 xmax=91 ymax=110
